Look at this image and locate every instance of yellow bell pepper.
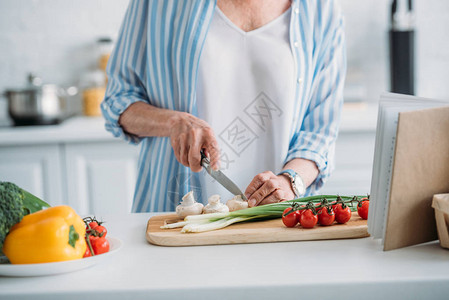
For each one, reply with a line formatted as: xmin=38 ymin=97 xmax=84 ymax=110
xmin=3 ymin=205 xmax=87 ymax=264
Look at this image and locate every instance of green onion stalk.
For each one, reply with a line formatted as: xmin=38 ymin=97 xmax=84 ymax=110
xmin=161 ymin=195 xmax=366 ymax=233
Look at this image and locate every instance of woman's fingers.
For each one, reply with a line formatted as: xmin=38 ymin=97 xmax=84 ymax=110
xmin=169 ymin=113 xmax=220 ymax=173
xmin=245 ymin=172 xmax=276 ymax=207
xmin=205 ymin=142 xmax=220 ymax=171
xmin=248 ymin=178 xmax=281 ymax=207
xmin=258 ymin=189 xmax=286 ymax=206
xmin=188 ymin=129 xmax=203 ymax=172
xmin=200 ymin=127 xmax=219 ymax=171
xmin=245 ymin=172 xmax=296 ymax=207
xmin=179 ymin=135 xmax=189 ymax=167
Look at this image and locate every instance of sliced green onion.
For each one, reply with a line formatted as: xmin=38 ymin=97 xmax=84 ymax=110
xmin=181 ymin=217 xmax=247 ymax=233
xmin=185 ymin=212 xmax=230 ymax=221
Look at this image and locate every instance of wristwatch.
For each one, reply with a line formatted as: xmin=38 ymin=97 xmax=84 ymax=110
xmin=278 ymin=169 xmax=306 ymax=198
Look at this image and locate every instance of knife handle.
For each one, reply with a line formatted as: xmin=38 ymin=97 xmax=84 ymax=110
xmin=200 ymin=150 xmax=210 ymax=167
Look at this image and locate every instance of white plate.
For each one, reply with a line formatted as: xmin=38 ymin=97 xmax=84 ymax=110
xmin=0 ymin=236 xmax=122 ymax=277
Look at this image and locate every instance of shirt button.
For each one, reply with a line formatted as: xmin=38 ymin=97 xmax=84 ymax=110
xmin=294 ymin=41 xmax=299 ymax=48
xmin=294 ymin=8 xmax=300 ymax=14
xmin=297 ymin=78 xmax=303 ymax=84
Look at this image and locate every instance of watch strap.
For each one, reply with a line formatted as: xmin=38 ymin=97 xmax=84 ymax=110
xmin=278 ymin=169 xmax=305 ymax=198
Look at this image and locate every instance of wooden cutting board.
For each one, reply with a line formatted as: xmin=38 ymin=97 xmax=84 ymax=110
xmin=146 ymin=213 xmax=369 ymax=246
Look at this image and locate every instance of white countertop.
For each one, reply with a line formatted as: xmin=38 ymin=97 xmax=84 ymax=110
xmin=0 ymin=116 xmax=115 ymax=146
xmin=1 ymin=213 xmax=448 ymax=300
xmin=0 ymin=103 xmax=378 ymax=146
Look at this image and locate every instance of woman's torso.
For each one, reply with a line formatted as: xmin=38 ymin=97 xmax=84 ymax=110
xmin=196 ymin=5 xmax=295 ymax=202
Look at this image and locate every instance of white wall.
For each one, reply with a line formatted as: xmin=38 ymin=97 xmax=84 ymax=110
xmin=0 ymin=0 xmax=129 ymax=87
xmin=340 ymin=0 xmax=389 ymax=103
xmin=0 ymin=0 xmax=129 ymax=121
xmin=340 ymin=0 xmax=449 ymax=102
xmin=414 ymin=0 xmax=449 ymax=100
xmin=0 ymin=0 xmax=448 ymax=121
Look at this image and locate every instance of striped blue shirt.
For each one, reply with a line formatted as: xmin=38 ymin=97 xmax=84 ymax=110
xmin=101 ymin=0 xmax=346 ymax=212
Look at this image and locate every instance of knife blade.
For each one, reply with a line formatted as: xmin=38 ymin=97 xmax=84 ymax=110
xmin=200 ymin=150 xmax=248 ymax=201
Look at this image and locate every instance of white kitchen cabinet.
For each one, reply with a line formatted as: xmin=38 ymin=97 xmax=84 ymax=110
xmin=0 ymin=144 xmax=64 ymax=206
xmin=0 ymin=117 xmax=140 ymax=215
xmin=64 ymin=142 xmax=139 ymax=215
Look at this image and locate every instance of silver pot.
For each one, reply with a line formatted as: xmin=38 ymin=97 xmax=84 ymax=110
xmin=3 ymin=74 xmax=77 ymax=126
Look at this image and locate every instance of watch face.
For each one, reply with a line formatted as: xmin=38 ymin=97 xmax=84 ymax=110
xmin=293 ymin=174 xmax=305 ymax=196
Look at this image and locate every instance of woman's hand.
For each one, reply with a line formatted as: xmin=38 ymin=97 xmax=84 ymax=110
xmin=119 ymin=102 xmax=220 ymax=172
xmin=169 ymin=112 xmax=220 ymax=172
xmin=244 ymin=171 xmax=295 ymax=207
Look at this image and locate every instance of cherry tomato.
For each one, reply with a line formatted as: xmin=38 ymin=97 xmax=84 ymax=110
xmin=90 ymin=236 xmax=110 ymax=255
xmin=299 ymin=209 xmax=318 ymax=228
xmin=94 ymin=225 xmax=107 ymax=237
xmin=318 ymin=207 xmax=335 ymax=226
xmin=357 ymin=199 xmax=369 ymax=220
xmin=334 ymin=205 xmax=352 ymax=224
xmin=83 ymin=246 xmax=92 ymax=258
xmin=332 ymin=203 xmax=341 ymax=212
xmin=282 ymin=207 xmax=300 ymax=228
xmin=88 ymin=221 xmax=99 ymax=229
xmin=88 ymin=234 xmax=96 ymax=243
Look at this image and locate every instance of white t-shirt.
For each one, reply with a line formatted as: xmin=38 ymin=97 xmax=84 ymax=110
xmin=196 ymin=6 xmax=294 ymax=202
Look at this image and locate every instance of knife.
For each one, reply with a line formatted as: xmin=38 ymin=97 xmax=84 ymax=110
xmin=200 ymin=150 xmax=248 ymax=201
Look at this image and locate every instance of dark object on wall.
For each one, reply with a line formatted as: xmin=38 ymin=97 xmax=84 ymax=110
xmin=389 ymin=0 xmax=415 ymax=95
